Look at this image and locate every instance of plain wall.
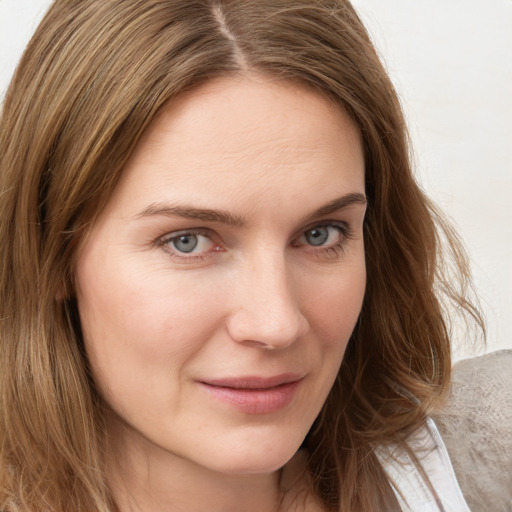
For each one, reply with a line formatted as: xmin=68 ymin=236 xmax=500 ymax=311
xmin=1 ymin=0 xmax=511 ymax=359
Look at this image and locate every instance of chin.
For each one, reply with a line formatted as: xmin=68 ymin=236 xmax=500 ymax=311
xmin=201 ymin=430 xmax=306 ymax=476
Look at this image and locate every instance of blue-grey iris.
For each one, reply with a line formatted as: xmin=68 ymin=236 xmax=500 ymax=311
xmin=305 ymin=227 xmax=329 ymax=246
xmin=173 ymin=234 xmax=198 ymax=253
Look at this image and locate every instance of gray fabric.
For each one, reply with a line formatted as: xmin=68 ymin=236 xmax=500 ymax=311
xmin=434 ymin=350 xmax=512 ymax=512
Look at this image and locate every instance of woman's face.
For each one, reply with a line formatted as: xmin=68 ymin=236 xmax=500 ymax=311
xmin=75 ymin=76 xmax=366 ymax=476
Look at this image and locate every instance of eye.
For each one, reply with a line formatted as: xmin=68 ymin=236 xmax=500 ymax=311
xmin=296 ymin=224 xmax=346 ymax=248
xmin=160 ymin=230 xmax=217 ymax=256
xmin=291 ymin=222 xmax=355 ymax=260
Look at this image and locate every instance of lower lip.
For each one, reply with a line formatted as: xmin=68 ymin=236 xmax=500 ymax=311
xmin=199 ymin=380 xmax=301 ymax=414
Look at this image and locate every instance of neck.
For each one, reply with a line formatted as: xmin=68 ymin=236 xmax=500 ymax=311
xmin=105 ymin=416 xmax=319 ymax=512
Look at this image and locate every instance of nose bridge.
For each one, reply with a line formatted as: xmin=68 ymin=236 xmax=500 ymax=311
xmin=227 ymin=246 xmax=308 ymax=348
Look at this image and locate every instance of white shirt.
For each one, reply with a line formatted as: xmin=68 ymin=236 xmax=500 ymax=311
xmin=379 ymin=419 xmax=471 ymax=512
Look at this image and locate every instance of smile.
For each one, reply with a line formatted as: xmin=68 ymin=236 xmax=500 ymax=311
xmin=199 ymin=374 xmax=303 ymax=414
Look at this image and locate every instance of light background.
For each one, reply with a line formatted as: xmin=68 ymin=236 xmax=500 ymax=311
xmin=1 ymin=1 xmax=511 ymax=360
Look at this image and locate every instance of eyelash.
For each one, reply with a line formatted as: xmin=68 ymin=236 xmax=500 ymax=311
xmin=157 ymin=222 xmax=354 ymax=263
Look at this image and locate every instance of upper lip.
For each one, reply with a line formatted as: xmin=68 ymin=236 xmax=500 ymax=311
xmin=200 ymin=373 xmax=304 ymax=390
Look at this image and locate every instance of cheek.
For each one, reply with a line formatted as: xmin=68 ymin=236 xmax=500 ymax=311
xmin=304 ymin=260 xmax=366 ymax=349
xmin=75 ymin=255 xmax=226 ymax=398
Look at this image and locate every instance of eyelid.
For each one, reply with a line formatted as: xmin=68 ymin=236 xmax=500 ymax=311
xmin=158 ymin=227 xmax=212 ymax=244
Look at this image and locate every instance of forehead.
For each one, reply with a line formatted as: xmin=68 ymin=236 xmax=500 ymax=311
xmin=104 ymin=75 xmax=365 ymax=221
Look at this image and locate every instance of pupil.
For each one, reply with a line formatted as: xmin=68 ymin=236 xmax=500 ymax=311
xmin=174 ymin=234 xmax=198 ymax=253
xmin=306 ymin=227 xmax=328 ymax=246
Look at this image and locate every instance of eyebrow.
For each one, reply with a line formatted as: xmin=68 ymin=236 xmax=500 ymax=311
xmin=301 ymin=192 xmax=367 ymax=222
xmin=134 ymin=204 xmax=246 ymax=226
xmin=134 ymin=192 xmax=367 ymax=226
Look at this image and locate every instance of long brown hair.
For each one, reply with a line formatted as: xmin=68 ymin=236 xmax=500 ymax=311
xmin=0 ymin=1 xmax=482 ymax=510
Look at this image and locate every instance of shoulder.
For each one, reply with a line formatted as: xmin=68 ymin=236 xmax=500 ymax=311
xmin=434 ymin=349 xmax=512 ymax=512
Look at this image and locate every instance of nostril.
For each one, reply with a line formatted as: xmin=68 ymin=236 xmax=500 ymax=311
xmin=240 ymin=339 xmax=282 ymax=351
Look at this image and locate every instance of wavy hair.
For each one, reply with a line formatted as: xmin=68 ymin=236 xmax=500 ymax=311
xmin=0 ymin=0 xmax=482 ymax=510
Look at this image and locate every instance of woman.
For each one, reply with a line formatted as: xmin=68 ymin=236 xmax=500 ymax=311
xmin=0 ymin=1 xmax=482 ymax=511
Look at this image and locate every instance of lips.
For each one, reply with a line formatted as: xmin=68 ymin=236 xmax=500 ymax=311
xmin=199 ymin=374 xmax=303 ymax=414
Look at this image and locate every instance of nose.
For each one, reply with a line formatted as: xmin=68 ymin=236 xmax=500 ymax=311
xmin=226 ymin=250 xmax=309 ymax=350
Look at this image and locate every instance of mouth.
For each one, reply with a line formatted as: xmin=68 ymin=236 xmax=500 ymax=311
xmin=198 ymin=374 xmax=304 ymax=414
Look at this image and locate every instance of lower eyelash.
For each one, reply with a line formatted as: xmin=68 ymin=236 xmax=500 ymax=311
xmin=319 ymin=241 xmax=346 ymax=259
xmin=311 ymin=223 xmax=354 ymax=259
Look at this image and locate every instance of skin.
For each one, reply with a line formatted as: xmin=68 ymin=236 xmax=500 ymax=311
xmin=75 ymin=75 xmax=367 ymax=512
